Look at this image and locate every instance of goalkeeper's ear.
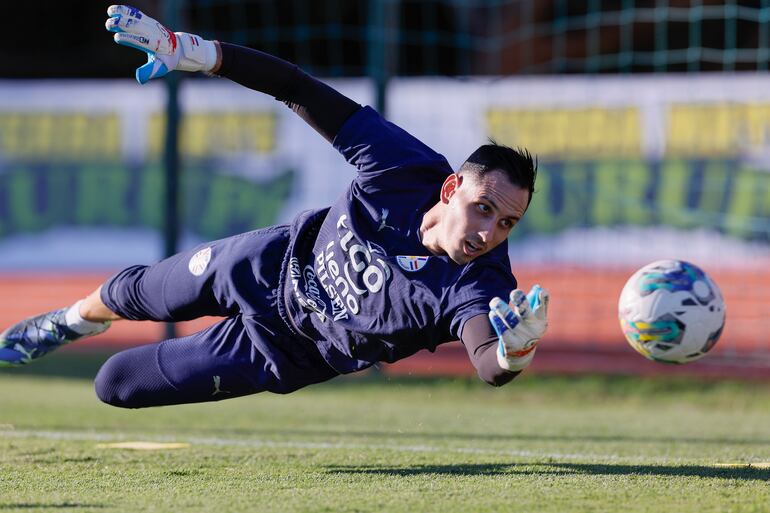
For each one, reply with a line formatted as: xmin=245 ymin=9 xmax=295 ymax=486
xmin=440 ymin=173 xmax=462 ymax=204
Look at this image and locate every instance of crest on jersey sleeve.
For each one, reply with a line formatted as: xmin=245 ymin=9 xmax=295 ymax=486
xmin=188 ymin=247 xmax=212 ymax=276
xmin=397 ymin=255 xmax=430 ymax=272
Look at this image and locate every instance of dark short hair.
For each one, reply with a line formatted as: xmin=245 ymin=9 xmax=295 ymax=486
xmin=458 ymin=142 xmax=537 ymax=204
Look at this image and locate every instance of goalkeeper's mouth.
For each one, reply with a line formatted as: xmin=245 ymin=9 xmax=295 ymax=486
xmin=463 ymin=239 xmax=485 ymax=257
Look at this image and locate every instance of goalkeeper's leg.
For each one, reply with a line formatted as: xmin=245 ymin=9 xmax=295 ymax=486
xmin=0 ymin=245 xmax=230 ymax=368
xmin=0 ymin=226 xmax=289 ymax=367
xmin=94 ymin=314 xmax=338 ymax=408
xmin=0 ymin=244 xmax=229 ymax=368
xmin=0 ymin=288 xmax=117 ymax=367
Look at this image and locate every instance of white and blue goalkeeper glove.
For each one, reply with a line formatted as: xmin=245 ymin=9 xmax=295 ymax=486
xmin=105 ymin=5 xmax=219 ymax=84
xmin=489 ymin=284 xmax=549 ymax=372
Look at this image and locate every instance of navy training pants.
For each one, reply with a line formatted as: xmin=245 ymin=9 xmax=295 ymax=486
xmin=94 ymin=226 xmax=338 ymax=408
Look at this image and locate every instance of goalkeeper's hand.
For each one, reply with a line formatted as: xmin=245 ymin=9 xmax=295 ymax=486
xmin=105 ymin=5 xmax=219 ymax=84
xmin=488 ymin=284 xmax=549 ymax=372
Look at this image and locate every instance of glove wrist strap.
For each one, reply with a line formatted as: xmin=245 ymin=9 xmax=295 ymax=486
xmin=497 ymin=348 xmax=536 ymax=372
xmin=175 ymin=33 xmax=218 ymax=73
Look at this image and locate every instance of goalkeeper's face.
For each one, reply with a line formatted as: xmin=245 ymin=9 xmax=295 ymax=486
xmin=438 ymin=170 xmax=528 ymax=264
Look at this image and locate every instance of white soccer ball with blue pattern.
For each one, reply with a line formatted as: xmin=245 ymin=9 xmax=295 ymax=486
xmin=618 ymin=260 xmax=726 ymax=364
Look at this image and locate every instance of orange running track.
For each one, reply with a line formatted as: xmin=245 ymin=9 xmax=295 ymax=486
xmin=0 ymin=266 xmax=767 ymax=378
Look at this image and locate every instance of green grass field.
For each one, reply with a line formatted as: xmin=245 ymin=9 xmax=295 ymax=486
xmin=1 ymin=359 xmax=770 ymax=513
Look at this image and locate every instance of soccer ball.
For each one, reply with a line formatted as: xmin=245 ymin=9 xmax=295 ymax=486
xmin=618 ymin=260 xmax=726 ymax=364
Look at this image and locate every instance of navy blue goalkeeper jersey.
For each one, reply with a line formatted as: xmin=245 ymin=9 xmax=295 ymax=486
xmin=277 ymin=107 xmax=517 ymax=374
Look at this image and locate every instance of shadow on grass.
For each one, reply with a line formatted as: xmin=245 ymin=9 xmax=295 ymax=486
xmin=0 ymin=504 xmax=104 ymax=509
xmin=326 ymin=462 xmax=770 ymax=481
xmin=194 ymin=425 xmax=770 ymax=448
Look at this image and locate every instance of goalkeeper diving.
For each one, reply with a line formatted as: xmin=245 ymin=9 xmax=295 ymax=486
xmin=0 ymin=5 xmax=549 ymax=408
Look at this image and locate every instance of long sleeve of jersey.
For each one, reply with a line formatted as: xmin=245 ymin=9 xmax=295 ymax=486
xmin=460 ymin=315 xmax=521 ymax=386
xmin=217 ymin=42 xmax=361 ymax=143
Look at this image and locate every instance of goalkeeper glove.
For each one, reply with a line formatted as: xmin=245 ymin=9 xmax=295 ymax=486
xmin=105 ymin=5 xmax=219 ymax=84
xmin=488 ymin=284 xmax=549 ymax=372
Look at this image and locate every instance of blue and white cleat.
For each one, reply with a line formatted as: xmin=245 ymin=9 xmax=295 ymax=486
xmin=0 ymin=309 xmax=109 ymax=367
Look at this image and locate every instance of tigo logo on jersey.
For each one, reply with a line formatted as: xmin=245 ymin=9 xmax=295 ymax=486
xmin=397 ymin=255 xmax=430 ymax=272
xmin=188 ymin=247 xmax=212 ymax=276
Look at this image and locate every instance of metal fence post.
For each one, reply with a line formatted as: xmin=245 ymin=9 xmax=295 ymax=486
xmin=163 ymin=0 xmax=181 ymax=341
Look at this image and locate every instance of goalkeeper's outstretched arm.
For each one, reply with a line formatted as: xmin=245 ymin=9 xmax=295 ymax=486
xmin=105 ymin=5 xmax=360 ymax=143
xmin=216 ymin=43 xmax=360 ymax=143
xmin=461 ymin=285 xmax=549 ymax=386
xmin=461 ymin=314 xmax=521 ymax=387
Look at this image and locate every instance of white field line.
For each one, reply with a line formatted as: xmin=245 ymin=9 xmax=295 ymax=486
xmin=0 ymin=428 xmax=686 ymax=465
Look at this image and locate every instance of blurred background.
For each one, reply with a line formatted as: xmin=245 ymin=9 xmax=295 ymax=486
xmin=1 ymin=0 xmax=769 ymax=378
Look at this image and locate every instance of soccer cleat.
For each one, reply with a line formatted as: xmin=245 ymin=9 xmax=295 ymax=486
xmin=0 ymin=309 xmax=110 ymax=367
